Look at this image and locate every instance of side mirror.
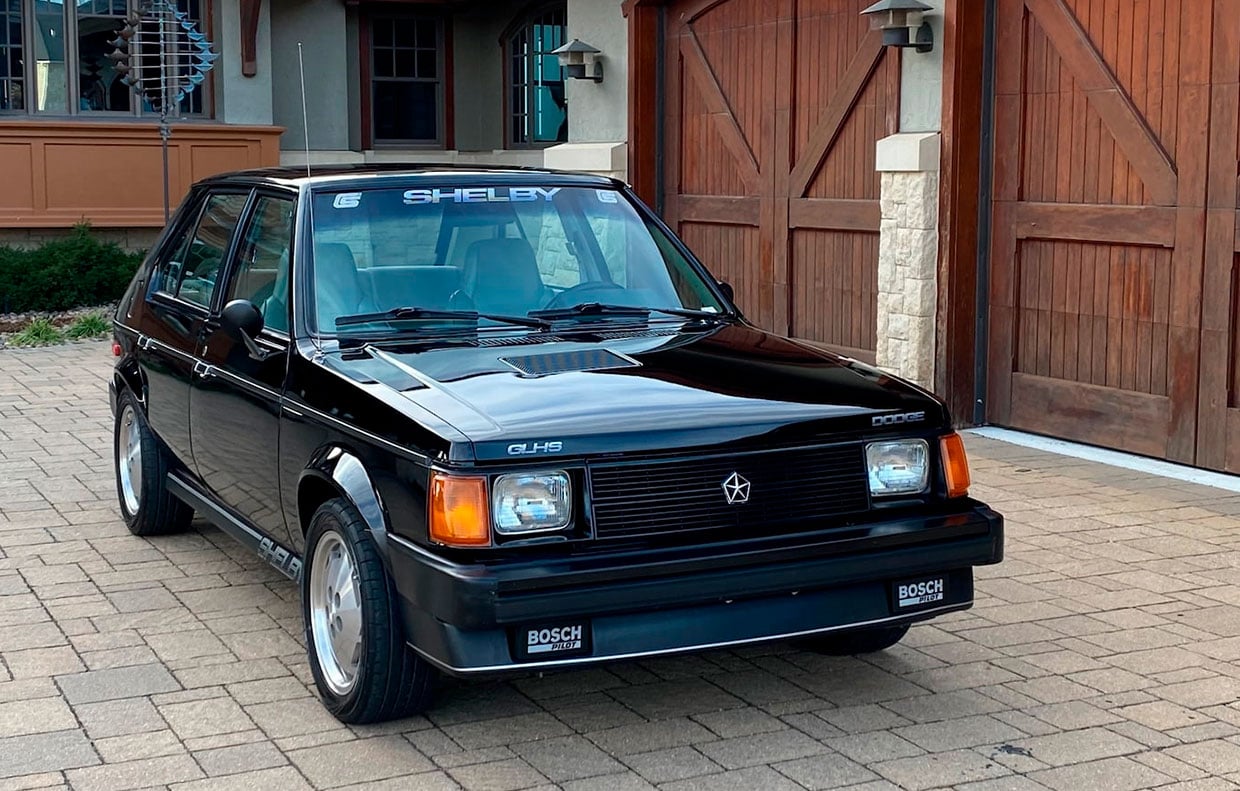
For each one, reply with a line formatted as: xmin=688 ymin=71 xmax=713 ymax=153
xmin=220 ymin=299 xmax=269 ymax=361
xmin=717 ymin=280 xmax=735 ymax=303
xmin=221 ymin=299 xmax=264 ymax=339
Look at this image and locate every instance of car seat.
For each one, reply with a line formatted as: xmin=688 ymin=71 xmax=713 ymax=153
xmin=460 ymin=238 xmax=551 ymax=315
xmin=313 ymin=243 xmax=370 ymax=330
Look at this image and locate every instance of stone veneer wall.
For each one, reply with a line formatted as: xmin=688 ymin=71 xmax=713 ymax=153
xmin=876 ymin=133 xmax=940 ymax=390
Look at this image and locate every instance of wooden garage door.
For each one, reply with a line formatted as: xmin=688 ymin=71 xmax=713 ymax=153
xmin=662 ymin=0 xmax=898 ymax=361
xmin=988 ymin=0 xmax=1216 ymax=464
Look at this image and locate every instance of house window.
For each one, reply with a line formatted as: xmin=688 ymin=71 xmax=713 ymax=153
xmin=504 ymin=3 xmax=567 ymax=147
xmin=369 ymin=15 xmax=442 ymax=145
xmin=1 ymin=0 xmax=24 ymax=109
xmin=0 ymin=0 xmax=209 ymax=116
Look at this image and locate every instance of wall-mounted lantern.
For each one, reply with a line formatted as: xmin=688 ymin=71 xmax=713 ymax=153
xmin=552 ymin=39 xmax=604 ymax=83
xmin=861 ymin=0 xmax=934 ymax=53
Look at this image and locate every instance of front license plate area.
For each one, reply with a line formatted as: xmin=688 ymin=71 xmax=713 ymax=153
xmin=892 ymin=575 xmax=948 ymax=612
xmin=512 ymin=621 xmax=593 ymax=662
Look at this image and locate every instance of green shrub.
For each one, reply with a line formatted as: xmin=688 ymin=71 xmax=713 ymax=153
xmin=0 ymin=224 xmax=144 ymax=313
xmin=10 ymin=317 xmax=65 ymax=347
xmin=65 ymin=312 xmax=111 ymax=339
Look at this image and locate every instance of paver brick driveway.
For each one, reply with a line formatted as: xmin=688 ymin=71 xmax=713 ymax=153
xmin=5 ymin=342 xmax=1240 ymax=790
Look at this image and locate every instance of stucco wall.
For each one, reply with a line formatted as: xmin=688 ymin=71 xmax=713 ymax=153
xmin=214 ymin=0 xmax=273 ymax=126
xmin=899 ymin=0 xmax=944 ymax=133
xmin=452 ymin=2 xmax=526 ymax=152
xmin=269 ymin=0 xmax=350 ymax=152
xmin=565 ymin=0 xmax=628 ymax=143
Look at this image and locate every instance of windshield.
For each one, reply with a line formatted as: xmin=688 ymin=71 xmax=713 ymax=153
xmin=307 ymin=184 xmax=726 ymax=335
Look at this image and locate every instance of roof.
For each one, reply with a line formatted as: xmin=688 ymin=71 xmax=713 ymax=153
xmin=199 ymin=163 xmax=623 ymax=189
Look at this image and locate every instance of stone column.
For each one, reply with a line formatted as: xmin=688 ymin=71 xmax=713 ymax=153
xmin=876 ymin=132 xmax=940 ymax=389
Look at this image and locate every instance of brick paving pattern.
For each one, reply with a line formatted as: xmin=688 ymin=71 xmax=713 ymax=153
xmin=4 ymin=342 xmax=1240 ymax=790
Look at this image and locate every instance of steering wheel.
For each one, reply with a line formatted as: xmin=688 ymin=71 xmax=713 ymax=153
xmin=542 ymin=281 xmax=627 ymax=310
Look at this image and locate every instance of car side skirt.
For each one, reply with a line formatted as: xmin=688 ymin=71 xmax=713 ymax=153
xmin=166 ymin=473 xmax=303 ymax=581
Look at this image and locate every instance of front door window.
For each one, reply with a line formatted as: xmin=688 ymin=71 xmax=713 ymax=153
xmin=228 ymin=195 xmax=295 ymax=334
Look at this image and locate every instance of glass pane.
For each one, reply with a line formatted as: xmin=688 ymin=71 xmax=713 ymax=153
xmin=372 ymin=17 xmax=392 ymax=48
xmin=0 ymin=0 xmax=14 ymax=107
xmin=78 ymin=16 xmax=131 ymax=111
xmin=415 ymin=49 xmax=435 ymax=79
xmin=532 ymin=85 xmax=565 ymax=142
xmin=415 ymin=20 xmax=435 ymax=49
xmin=175 ymin=193 xmax=249 ymax=308
xmin=392 ymin=18 xmax=415 ymax=47
xmin=230 ymin=197 xmax=295 ymax=333
xmin=393 ymin=48 xmax=414 ymax=78
xmin=373 ymin=80 xmax=436 ymax=142
xmin=33 ymin=0 xmax=66 ymax=113
xmin=373 ymin=49 xmax=393 ymax=78
xmin=308 ymin=186 xmax=724 ymax=335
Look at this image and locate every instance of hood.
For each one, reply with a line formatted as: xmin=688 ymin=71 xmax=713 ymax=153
xmin=319 ymin=321 xmax=947 ymax=462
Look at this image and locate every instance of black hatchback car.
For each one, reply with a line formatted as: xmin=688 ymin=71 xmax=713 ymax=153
xmin=111 ymin=165 xmax=1003 ymax=723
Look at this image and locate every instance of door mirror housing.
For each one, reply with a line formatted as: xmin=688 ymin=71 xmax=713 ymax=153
xmin=717 ymin=280 xmax=735 ymax=303
xmin=220 ymin=299 xmax=270 ymax=361
xmin=221 ymin=299 xmax=264 ymax=340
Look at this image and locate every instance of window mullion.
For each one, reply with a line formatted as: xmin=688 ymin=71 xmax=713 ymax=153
xmin=66 ymin=0 xmax=79 ymax=115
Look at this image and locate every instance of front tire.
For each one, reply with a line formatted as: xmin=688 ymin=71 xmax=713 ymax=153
xmin=113 ymin=390 xmax=193 ymax=537
xmin=796 ymin=624 xmax=910 ymax=656
xmin=302 ymin=498 xmax=436 ymax=723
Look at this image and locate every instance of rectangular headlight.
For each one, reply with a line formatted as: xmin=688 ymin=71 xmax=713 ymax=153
xmin=866 ymin=439 xmax=929 ymax=496
xmin=492 ymin=471 xmax=572 ymax=534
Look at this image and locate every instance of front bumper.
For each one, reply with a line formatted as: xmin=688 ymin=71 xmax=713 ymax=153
xmin=388 ymin=502 xmax=1003 ymax=675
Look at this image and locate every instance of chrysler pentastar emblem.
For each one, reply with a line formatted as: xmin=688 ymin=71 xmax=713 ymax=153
xmin=721 ymin=472 xmax=751 ymax=505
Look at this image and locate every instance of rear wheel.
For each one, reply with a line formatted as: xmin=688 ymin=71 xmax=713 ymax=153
xmin=796 ymin=624 xmax=910 ymax=656
xmin=113 ymin=390 xmax=193 ymax=536
xmin=303 ymin=498 xmax=436 ymax=723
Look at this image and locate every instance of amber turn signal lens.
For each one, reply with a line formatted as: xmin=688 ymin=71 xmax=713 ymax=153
xmin=940 ymin=433 xmax=972 ymax=499
xmin=429 ymin=473 xmax=490 ymax=547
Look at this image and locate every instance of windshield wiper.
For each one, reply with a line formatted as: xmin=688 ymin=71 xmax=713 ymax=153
xmin=335 ymin=306 xmax=552 ymax=330
xmin=529 ymin=303 xmax=727 ymax=322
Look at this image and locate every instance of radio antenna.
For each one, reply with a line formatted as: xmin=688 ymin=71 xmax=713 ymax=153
xmin=297 ymin=42 xmax=311 ymax=179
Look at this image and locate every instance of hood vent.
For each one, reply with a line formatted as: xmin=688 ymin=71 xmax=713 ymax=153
xmin=476 ymin=334 xmax=565 ymax=348
xmin=501 ymin=349 xmax=639 ymax=377
xmin=590 ymin=328 xmax=681 ymax=340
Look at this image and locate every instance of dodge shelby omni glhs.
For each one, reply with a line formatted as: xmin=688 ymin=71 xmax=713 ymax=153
xmin=110 ymin=165 xmax=1004 ymax=723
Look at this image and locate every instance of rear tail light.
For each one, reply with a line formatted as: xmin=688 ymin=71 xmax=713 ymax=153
xmin=940 ymin=433 xmax=971 ymax=498
xmin=111 ymin=342 xmax=122 ymax=357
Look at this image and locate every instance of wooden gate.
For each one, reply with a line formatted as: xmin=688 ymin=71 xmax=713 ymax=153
xmin=662 ymin=0 xmax=898 ymax=361
xmin=988 ymin=0 xmax=1212 ymax=463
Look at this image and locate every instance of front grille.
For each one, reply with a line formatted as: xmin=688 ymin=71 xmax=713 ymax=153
xmin=588 ymin=444 xmax=870 ymax=540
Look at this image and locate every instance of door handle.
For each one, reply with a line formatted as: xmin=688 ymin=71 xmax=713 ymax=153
xmin=138 ymin=335 xmax=154 ymax=351
xmin=192 ymin=361 xmax=216 ymax=379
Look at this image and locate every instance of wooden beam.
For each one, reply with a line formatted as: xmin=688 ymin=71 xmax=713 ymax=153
xmin=788 ymin=29 xmax=884 ymax=198
xmin=674 ymin=195 xmax=762 ymax=226
xmin=934 ymin=0 xmax=986 ymax=424
xmin=679 ymin=30 xmax=763 ymax=191
xmin=627 ymin=3 xmax=661 ymax=206
xmin=239 ymin=0 xmax=261 ymax=77
xmin=1012 ymin=203 xmax=1178 ymax=247
xmin=1024 ymin=0 xmax=1178 ymax=206
xmin=788 ymin=198 xmax=880 ymax=232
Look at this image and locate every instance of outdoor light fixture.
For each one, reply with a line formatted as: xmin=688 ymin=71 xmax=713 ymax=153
xmin=552 ymin=39 xmax=604 ymax=83
xmin=861 ymin=0 xmax=934 ymax=53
